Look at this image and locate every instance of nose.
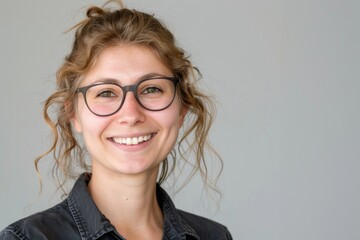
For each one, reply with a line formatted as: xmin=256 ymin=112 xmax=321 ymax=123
xmin=115 ymin=91 xmax=145 ymax=126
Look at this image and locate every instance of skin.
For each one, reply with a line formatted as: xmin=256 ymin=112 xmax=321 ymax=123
xmin=72 ymin=44 xmax=187 ymax=239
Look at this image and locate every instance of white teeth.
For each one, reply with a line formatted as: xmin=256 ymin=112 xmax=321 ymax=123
xmin=112 ymin=134 xmax=153 ymax=145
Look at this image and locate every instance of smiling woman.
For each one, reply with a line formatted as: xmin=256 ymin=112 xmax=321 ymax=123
xmin=72 ymin=45 xmax=185 ymax=179
xmin=0 ymin=1 xmax=231 ymax=240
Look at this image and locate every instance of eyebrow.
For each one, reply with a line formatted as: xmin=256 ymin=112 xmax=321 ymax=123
xmin=91 ymin=72 xmax=172 ymax=85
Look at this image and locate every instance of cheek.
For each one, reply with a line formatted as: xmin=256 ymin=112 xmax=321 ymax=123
xmin=73 ymin=100 xmax=110 ymax=136
xmin=157 ymin=103 xmax=184 ymax=131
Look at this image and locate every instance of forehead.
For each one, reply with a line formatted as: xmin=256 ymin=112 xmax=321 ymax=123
xmin=81 ymin=44 xmax=172 ymax=86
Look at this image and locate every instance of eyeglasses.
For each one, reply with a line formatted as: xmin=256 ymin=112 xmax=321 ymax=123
xmin=76 ymin=77 xmax=179 ymax=117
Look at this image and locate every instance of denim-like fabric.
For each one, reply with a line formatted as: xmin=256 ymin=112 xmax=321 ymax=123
xmin=0 ymin=173 xmax=232 ymax=240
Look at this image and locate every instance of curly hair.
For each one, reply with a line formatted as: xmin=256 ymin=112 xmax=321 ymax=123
xmin=35 ymin=0 xmax=223 ymax=197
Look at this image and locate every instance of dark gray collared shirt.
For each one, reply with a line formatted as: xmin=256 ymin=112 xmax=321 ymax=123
xmin=1 ymin=173 xmax=232 ymax=240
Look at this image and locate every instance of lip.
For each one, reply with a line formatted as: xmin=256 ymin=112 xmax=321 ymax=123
xmin=107 ymin=132 xmax=157 ymax=150
xmin=111 ymin=133 xmax=156 ymax=145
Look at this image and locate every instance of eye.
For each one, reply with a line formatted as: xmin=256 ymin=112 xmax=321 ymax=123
xmin=97 ymin=90 xmax=117 ymax=98
xmin=142 ymin=86 xmax=162 ymax=95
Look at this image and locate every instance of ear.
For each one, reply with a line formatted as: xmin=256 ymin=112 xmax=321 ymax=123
xmin=71 ymin=115 xmax=82 ymax=133
xmin=178 ymin=106 xmax=188 ymax=128
xmin=65 ymin=101 xmax=82 ymax=133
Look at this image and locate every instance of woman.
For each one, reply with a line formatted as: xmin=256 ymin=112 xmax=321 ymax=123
xmin=1 ymin=1 xmax=232 ymax=239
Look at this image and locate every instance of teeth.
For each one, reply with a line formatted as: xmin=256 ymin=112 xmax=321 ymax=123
xmin=132 ymin=137 xmax=138 ymax=145
xmin=113 ymin=134 xmax=153 ymax=145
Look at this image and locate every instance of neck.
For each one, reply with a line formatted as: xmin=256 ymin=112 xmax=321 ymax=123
xmin=88 ymin=168 xmax=164 ymax=238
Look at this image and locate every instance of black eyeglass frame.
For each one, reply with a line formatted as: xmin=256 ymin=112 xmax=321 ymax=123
xmin=76 ymin=76 xmax=179 ymax=117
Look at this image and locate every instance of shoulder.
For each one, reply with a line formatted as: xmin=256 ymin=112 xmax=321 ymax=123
xmin=0 ymin=200 xmax=80 ymax=240
xmin=0 ymin=227 xmax=20 ymax=240
xmin=178 ymin=210 xmax=233 ymax=240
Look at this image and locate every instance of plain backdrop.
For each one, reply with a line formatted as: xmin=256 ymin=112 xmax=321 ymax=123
xmin=1 ymin=0 xmax=360 ymax=239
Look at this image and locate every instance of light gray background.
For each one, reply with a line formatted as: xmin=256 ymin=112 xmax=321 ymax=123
xmin=1 ymin=0 xmax=359 ymax=239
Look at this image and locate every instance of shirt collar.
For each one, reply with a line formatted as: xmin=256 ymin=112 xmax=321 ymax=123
xmin=67 ymin=173 xmax=119 ymax=239
xmin=157 ymin=185 xmax=199 ymax=239
xmin=67 ymin=173 xmax=199 ymax=240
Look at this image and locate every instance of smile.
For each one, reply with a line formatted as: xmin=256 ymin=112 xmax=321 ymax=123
xmin=111 ymin=133 xmax=154 ymax=145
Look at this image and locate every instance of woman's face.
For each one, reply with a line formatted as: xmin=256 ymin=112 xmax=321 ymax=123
xmin=72 ymin=44 xmax=187 ymax=178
